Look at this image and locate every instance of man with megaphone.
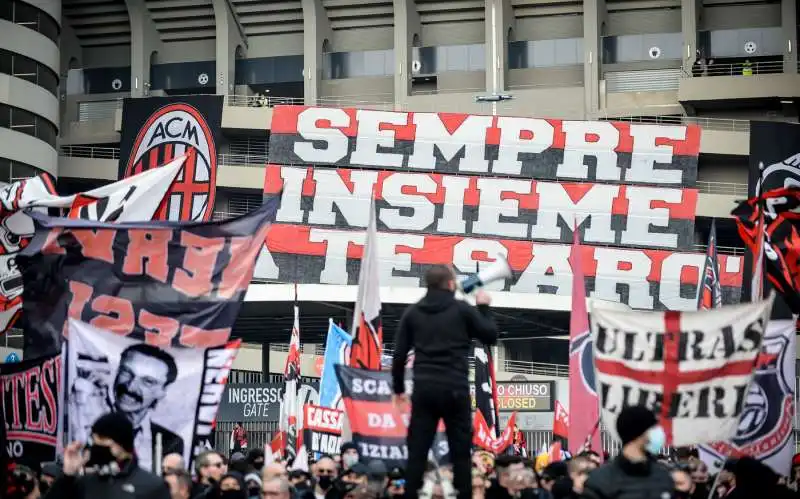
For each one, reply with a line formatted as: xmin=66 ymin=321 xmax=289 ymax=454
xmin=392 ymin=264 xmax=502 ymax=499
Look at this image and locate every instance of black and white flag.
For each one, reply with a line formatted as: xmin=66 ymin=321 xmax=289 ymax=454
xmin=60 ymin=319 xmax=239 ymax=473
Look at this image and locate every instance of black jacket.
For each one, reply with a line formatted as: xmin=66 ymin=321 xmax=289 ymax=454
xmin=581 ymin=455 xmax=673 ymax=499
xmin=44 ymin=458 xmax=171 ymax=499
xmin=392 ymin=288 xmax=497 ymax=394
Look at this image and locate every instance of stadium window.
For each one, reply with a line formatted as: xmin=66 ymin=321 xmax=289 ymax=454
xmin=0 ymin=104 xmax=58 ymax=149
xmin=0 ymin=1 xmax=59 ymax=44
xmin=0 ymin=48 xmax=59 ymax=96
xmin=0 ymin=158 xmax=39 ymax=183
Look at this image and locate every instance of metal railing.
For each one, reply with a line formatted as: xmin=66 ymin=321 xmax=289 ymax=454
xmin=503 ymin=359 xmax=569 ymax=378
xmin=59 ymin=145 xmax=120 ymax=159
xmin=226 ymin=94 xmax=304 ymax=108
xmin=695 ymin=180 xmax=749 ymax=197
xmin=686 ymin=60 xmax=785 ymax=78
xmin=605 ymin=114 xmax=751 ymax=132
xmin=693 ymin=244 xmax=745 ymax=256
xmin=217 ymin=153 xmax=268 ymax=167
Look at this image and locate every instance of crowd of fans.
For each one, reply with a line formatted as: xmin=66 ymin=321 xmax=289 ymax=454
xmin=7 ymin=405 xmax=800 ymax=499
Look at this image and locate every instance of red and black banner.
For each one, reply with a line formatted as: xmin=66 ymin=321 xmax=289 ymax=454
xmin=118 ymin=96 xmax=223 ymax=222
xmin=17 ymin=196 xmax=279 ymax=359
xmin=303 ymin=404 xmax=343 ymax=455
xmin=1 ymin=354 xmax=60 ymax=470
xmin=264 ymin=165 xmax=698 ymax=250
xmin=256 ymin=224 xmax=743 ymax=311
xmin=473 ymin=346 xmax=499 ymax=438
xmin=267 ymin=106 xmax=701 ymax=186
xmin=698 ymin=219 xmax=722 ymax=310
xmin=335 ymin=365 xmax=448 ymax=467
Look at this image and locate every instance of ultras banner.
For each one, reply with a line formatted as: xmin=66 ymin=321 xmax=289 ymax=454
xmin=61 ymin=319 xmax=239 ymax=473
xmin=118 ymin=95 xmax=224 ymax=222
xmin=264 ymin=164 xmax=698 ymax=250
xmin=18 ymin=196 xmax=279 ymax=359
xmin=267 ymin=106 xmax=701 ymax=186
xmin=590 ymin=298 xmax=772 ymax=446
xmin=0 ymin=159 xmax=183 ymax=335
xmin=303 ymin=404 xmax=343 ymax=455
xmin=253 ymin=224 xmax=743 ymax=311
xmin=1 ymin=354 xmax=60 ymax=469
xmin=335 ymin=365 xmax=449 ymax=467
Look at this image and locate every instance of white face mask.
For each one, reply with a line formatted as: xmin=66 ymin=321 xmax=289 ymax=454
xmin=343 ymin=454 xmax=359 ymax=468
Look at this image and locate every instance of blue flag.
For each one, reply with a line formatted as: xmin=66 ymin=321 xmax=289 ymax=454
xmin=319 ymin=320 xmax=353 ymax=410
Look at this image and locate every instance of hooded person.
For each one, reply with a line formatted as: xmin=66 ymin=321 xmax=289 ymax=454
xmin=44 ymin=412 xmax=171 ymax=499
xmin=581 ymin=405 xmax=674 ymax=499
xmin=340 ymin=442 xmax=360 ymax=471
xmin=212 ymin=472 xmax=249 ymax=499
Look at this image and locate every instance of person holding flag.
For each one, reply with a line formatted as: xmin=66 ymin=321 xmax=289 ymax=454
xmin=391 ymin=265 xmax=498 ymax=499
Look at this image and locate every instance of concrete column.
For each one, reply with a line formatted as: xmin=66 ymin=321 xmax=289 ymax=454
xmin=582 ymin=0 xmax=605 ymax=114
xmin=261 ymin=342 xmax=270 ymax=381
xmin=681 ymin=0 xmax=702 ymax=73
xmin=485 ymin=0 xmax=515 ymax=93
xmin=783 ymin=0 xmax=798 ymax=74
xmin=302 ymin=0 xmax=333 ymax=105
xmin=212 ymin=0 xmax=248 ymax=99
xmin=392 ymin=0 xmax=421 ymax=110
xmin=124 ymin=0 xmax=163 ymax=98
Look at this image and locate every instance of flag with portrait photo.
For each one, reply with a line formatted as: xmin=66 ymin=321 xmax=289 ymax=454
xmin=590 ymin=298 xmax=772 ymax=447
xmin=60 ymin=319 xmax=239 ymax=473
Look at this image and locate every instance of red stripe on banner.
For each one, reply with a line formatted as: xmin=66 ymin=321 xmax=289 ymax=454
xmin=270 ymin=106 xmax=702 ymax=157
xmin=164 ymin=143 xmax=174 ymax=163
xmin=264 ymin=224 xmax=743 ymax=287
xmin=661 ymin=311 xmax=681 ymax=444
xmin=344 ymin=399 xmax=409 ymax=439
xmin=263 ymin=165 xmax=698 ymax=218
xmin=6 ymin=431 xmax=57 ymax=446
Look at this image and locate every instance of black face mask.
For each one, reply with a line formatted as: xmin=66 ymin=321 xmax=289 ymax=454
xmin=39 ymin=482 xmax=50 ymax=496
xmin=317 ymin=476 xmax=333 ymax=490
xmin=253 ymin=461 xmax=264 ymax=471
xmin=85 ymin=444 xmax=116 ymax=467
xmin=673 ymin=491 xmax=691 ymax=499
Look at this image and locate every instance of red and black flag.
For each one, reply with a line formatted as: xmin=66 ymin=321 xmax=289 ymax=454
xmin=473 ymin=346 xmax=500 ymax=438
xmin=349 ymin=198 xmax=383 ymax=370
xmin=697 ymin=219 xmax=723 ymax=310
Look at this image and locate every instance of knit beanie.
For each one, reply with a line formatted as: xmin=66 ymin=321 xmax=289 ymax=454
xmin=91 ymin=412 xmax=135 ymax=452
xmin=340 ymin=442 xmax=359 ymax=455
xmin=615 ymin=405 xmax=657 ymax=445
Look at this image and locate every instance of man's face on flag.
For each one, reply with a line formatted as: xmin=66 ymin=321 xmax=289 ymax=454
xmin=114 ymin=351 xmax=170 ymax=415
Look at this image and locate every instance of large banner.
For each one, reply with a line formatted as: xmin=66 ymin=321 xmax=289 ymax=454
xmin=18 ymin=197 xmax=279 ymax=359
xmin=256 ymin=225 xmax=743 ymax=311
xmin=590 ymin=299 xmax=771 ymax=447
xmin=1 ymin=354 xmax=60 ymax=469
xmin=335 ymin=365 xmax=448 ymax=467
xmin=265 ymin=164 xmax=698 ymax=249
xmin=0 ymin=160 xmax=182 ymax=334
xmin=268 ymin=106 xmax=701 ymax=186
xmin=118 ymin=95 xmax=224 ymax=222
xmin=61 ymin=319 xmax=239 ymax=473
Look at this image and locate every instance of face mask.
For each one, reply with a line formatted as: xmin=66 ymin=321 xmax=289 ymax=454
xmin=248 ymin=487 xmax=261 ymax=499
xmin=644 ymin=426 xmax=666 ymax=455
xmin=86 ymin=444 xmax=116 ymax=467
xmin=673 ymin=491 xmax=691 ymax=499
xmin=253 ymin=461 xmax=264 ymax=471
xmin=220 ymin=490 xmax=246 ymax=499
xmin=39 ymin=482 xmax=50 ymax=496
xmin=343 ymin=454 xmax=359 ymax=468
xmin=317 ymin=476 xmax=333 ymax=490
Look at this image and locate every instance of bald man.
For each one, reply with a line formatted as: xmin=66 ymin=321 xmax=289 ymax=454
xmin=162 ymin=453 xmax=185 ymax=475
xmin=263 ymin=462 xmax=288 ymax=481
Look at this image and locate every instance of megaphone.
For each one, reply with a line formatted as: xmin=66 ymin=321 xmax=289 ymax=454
xmin=459 ymin=255 xmax=513 ymax=294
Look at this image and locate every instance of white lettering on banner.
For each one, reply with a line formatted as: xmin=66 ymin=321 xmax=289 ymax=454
xmin=351 ymin=377 xmax=413 ymax=396
xmin=228 ymin=387 xmax=283 ymax=404
xmin=243 ymin=403 xmax=272 ymax=418
xmin=257 ymin=226 xmax=743 ymax=310
xmin=305 ymin=406 xmax=343 ymax=431
xmin=367 ymin=413 xmax=410 ymax=429
xmin=268 ymin=165 xmax=694 ymax=249
xmin=197 ymin=348 xmax=237 ymax=437
xmin=590 ymin=299 xmax=770 ymax=446
xmin=358 ymin=442 xmax=408 ymax=461
xmin=291 ymin=108 xmax=696 ymax=185
xmin=311 ymin=433 xmax=342 ymax=454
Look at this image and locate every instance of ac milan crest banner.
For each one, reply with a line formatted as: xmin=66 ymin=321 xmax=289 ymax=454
xmin=61 ymin=319 xmax=240 ymax=473
xmin=590 ymin=298 xmax=771 ymax=447
xmin=303 ymin=404 xmax=343 ymax=455
xmin=1 ymin=354 xmax=60 ymax=470
xmin=18 ymin=196 xmax=279 ymax=359
xmin=118 ymin=95 xmax=223 ymax=222
xmin=335 ymin=365 xmax=449 ymax=467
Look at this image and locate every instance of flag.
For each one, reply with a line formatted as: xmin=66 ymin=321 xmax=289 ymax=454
xmin=319 ymin=320 xmax=352 ymax=410
xmin=567 ymin=229 xmax=601 ymax=454
xmin=349 ymin=198 xmax=382 ymax=370
xmin=553 ymin=400 xmax=569 ymax=442
xmin=61 ymin=319 xmax=240 ymax=472
xmin=302 ymin=404 xmax=343 ymax=456
xmin=473 ymin=411 xmax=516 ymax=454
xmin=18 ymin=194 xmax=279 ymax=359
xmin=590 ymin=297 xmax=772 ymax=446
xmin=281 ymin=304 xmax=301 ymax=462
xmin=0 ymin=158 xmax=183 ymax=335
xmin=697 ymin=219 xmax=723 ymax=309
xmin=474 ymin=346 xmax=500 ymax=438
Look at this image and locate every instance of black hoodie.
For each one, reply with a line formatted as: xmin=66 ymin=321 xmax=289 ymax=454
xmin=392 ymin=288 xmax=498 ymax=394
